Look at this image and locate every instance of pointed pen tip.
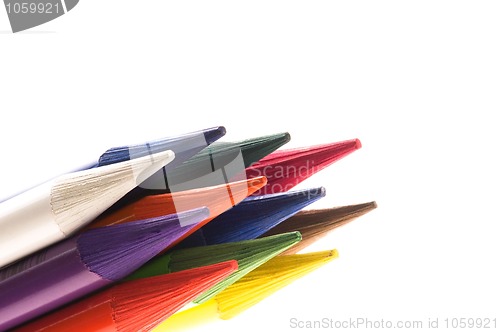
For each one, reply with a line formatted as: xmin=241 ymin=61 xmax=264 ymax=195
xmin=204 ymin=126 xmax=227 ymax=146
xmin=354 ymin=138 xmax=362 ymax=150
xmin=282 ymin=132 xmax=292 ymax=144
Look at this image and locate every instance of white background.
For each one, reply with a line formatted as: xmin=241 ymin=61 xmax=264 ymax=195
xmin=1 ymin=1 xmax=499 ymax=331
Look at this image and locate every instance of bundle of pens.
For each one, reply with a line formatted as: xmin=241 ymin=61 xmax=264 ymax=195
xmin=0 ymin=126 xmax=376 ymax=332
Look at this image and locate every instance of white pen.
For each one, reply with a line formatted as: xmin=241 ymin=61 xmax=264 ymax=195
xmin=0 ymin=150 xmax=175 ymax=268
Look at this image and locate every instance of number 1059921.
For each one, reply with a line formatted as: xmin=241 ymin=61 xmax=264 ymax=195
xmin=5 ymin=2 xmax=61 ymax=14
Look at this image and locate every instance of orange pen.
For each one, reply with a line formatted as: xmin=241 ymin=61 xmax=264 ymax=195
xmin=85 ymin=177 xmax=267 ymax=249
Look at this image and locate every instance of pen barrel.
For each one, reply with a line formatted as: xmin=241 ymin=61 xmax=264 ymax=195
xmin=0 ymin=181 xmax=64 ymax=268
xmin=14 ymin=292 xmax=115 ymax=332
xmin=0 ymin=237 xmax=107 ymax=331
